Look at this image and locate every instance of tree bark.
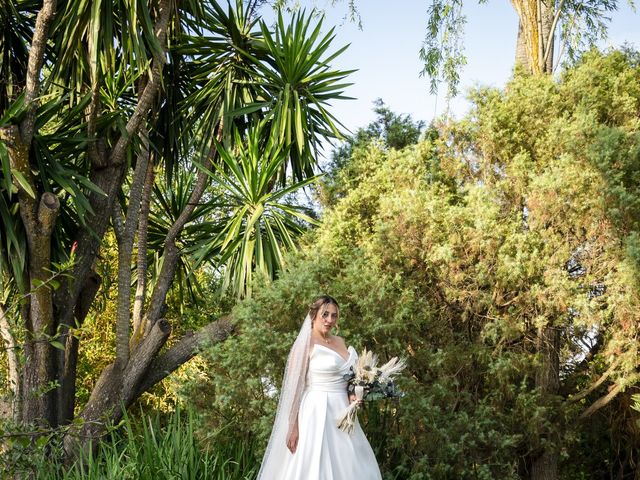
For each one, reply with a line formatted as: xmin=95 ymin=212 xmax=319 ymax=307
xmin=570 ymin=357 xmax=620 ymax=403
xmin=539 ymin=0 xmax=555 ymax=73
xmin=132 ymin=140 xmax=155 ymax=339
xmin=56 ymin=272 xmax=101 ymax=425
xmin=531 ymin=324 xmax=560 ymax=480
xmin=20 ymin=0 xmax=57 ymax=144
xmin=21 ymin=193 xmax=61 ymax=425
xmin=51 ymin=0 xmax=171 ymax=429
xmin=53 ymin=0 xmax=171 ymax=342
xmin=511 ymin=0 xmax=556 ymax=74
xmin=114 ymin=136 xmax=150 ymax=372
xmin=143 ymin=170 xmax=207 ymax=329
xmin=143 ymin=136 xmax=220 ymax=333
xmin=515 ymin=19 xmax=531 ymax=71
xmin=135 ymin=317 xmax=235 ymax=396
xmin=580 ymin=382 xmax=624 ymax=418
xmin=63 ymin=319 xmax=171 ymax=452
xmin=62 ymin=317 xmax=234 ymax=456
xmin=0 ymin=305 xmax=22 ymax=422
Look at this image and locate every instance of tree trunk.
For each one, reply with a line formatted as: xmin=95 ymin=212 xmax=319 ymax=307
xmin=1 ymin=0 xmax=59 ymax=427
xmin=21 ymin=193 xmax=61 ymax=426
xmin=62 ymin=317 xmax=234 ymax=456
xmin=0 ymin=305 xmax=22 ymax=422
xmin=51 ymin=0 xmax=171 ymax=429
xmin=511 ymin=0 xmax=556 ymax=74
xmin=56 ymin=272 xmax=101 ymax=425
xmin=515 ymin=19 xmax=531 ymax=71
xmin=531 ymin=324 xmax=560 ymax=480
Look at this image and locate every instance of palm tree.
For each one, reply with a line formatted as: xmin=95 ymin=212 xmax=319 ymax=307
xmin=0 ymin=0 xmax=352 ymax=455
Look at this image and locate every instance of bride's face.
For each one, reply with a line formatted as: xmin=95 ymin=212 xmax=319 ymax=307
xmin=313 ymin=303 xmax=339 ymax=337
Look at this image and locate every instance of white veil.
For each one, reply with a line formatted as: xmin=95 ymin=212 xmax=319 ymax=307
xmin=257 ymin=313 xmax=312 ymax=479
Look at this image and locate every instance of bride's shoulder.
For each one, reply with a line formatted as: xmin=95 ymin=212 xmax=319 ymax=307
xmin=332 ymin=335 xmax=347 ymax=347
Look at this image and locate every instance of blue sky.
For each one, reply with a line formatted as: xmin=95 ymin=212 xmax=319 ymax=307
xmin=300 ymin=1 xmax=640 ymax=134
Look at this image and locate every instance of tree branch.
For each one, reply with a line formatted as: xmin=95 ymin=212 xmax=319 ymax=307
xmin=57 ymin=271 xmax=101 ymax=425
xmin=135 ymin=317 xmax=235 ymax=396
xmin=111 ymin=202 xmax=125 ymax=245
xmin=55 ymin=0 xmax=172 ymax=340
xmin=114 ymin=129 xmax=150 ymax=371
xmin=64 ymin=320 xmax=170 ymax=453
xmin=122 ymin=319 xmax=171 ymax=400
xmin=580 ymin=382 xmax=623 ymax=418
xmin=144 ymin=129 xmax=221 ymax=328
xmin=542 ymin=0 xmax=564 ymax=69
xmin=86 ymin=84 xmax=105 ymax=167
xmin=536 ymin=0 xmax=544 ymax=74
xmin=132 ymin=157 xmax=155 ymax=342
xmin=107 ymin=0 xmax=170 ymax=169
xmin=38 ymin=192 xmax=60 ymax=236
xmin=570 ymin=357 xmax=621 ymax=403
xmin=0 ymin=304 xmax=22 ymax=422
xmin=20 ymin=0 xmax=57 ymax=144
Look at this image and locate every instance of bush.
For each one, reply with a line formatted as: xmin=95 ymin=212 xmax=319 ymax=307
xmin=184 ymin=49 xmax=640 ymax=479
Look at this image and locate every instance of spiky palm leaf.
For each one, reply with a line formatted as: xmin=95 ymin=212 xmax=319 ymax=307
xmin=0 ymin=0 xmax=352 ymax=306
xmin=251 ymin=9 xmax=355 ymax=182
xmin=188 ymin=123 xmax=319 ymax=297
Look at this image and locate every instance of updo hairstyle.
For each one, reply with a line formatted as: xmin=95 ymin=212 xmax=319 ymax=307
xmin=308 ymin=295 xmax=339 ymax=322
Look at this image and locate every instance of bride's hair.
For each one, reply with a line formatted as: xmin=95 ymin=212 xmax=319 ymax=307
xmin=308 ymin=295 xmax=339 ymax=320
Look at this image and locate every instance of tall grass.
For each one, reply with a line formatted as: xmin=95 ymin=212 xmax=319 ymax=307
xmin=13 ymin=408 xmax=259 ymax=480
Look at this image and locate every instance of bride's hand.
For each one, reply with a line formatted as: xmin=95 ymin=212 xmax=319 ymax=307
xmin=286 ymin=425 xmax=299 ymax=453
xmin=349 ymin=393 xmax=363 ymax=406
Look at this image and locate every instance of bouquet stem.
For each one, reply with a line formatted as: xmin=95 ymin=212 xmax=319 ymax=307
xmin=337 ymin=385 xmax=364 ymax=434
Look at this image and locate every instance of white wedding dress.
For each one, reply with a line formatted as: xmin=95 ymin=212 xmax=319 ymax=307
xmin=281 ymin=344 xmax=382 ymax=480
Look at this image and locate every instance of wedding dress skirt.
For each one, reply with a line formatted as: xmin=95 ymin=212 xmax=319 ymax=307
xmin=282 ymin=344 xmax=382 ymax=480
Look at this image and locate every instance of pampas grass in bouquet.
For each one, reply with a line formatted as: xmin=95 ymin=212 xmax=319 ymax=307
xmin=337 ymin=348 xmax=406 ymax=434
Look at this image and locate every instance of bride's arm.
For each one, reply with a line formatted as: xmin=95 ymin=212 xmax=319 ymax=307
xmin=286 ymin=418 xmax=299 ymax=453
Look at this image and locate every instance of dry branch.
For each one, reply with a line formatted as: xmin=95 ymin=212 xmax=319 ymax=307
xmin=570 ymin=357 xmax=621 ymax=403
xmin=580 ymin=383 xmax=623 ymax=418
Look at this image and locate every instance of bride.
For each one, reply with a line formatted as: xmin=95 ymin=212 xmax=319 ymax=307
xmin=258 ymin=295 xmax=382 ymax=480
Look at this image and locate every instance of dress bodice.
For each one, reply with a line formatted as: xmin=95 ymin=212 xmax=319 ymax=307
xmin=306 ymin=344 xmax=356 ymax=393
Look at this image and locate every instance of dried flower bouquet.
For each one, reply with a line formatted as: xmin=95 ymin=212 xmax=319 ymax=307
xmin=337 ymin=348 xmax=406 ymax=434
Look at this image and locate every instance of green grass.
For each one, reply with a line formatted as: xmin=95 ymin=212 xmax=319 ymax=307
xmin=5 ymin=408 xmax=259 ymax=480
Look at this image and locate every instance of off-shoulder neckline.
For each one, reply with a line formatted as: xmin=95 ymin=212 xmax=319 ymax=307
xmin=312 ymin=343 xmax=354 ymax=363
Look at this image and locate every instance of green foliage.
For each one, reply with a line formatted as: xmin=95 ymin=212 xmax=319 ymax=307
xmin=421 ymin=0 xmax=467 ymax=95
xmin=420 ymin=0 xmax=623 ymax=95
xmin=183 ymin=49 xmax=640 ymax=479
xmin=0 ymin=408 xmax=257 ymax=479
xmin=321 ymin=99 xmax=427 ymax=207
xmin=188 ymin=124 xmax=320 ymax=297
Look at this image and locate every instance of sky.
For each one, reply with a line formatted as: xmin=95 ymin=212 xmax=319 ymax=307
xmin=293 ymin=1 xmax=640 ymax=134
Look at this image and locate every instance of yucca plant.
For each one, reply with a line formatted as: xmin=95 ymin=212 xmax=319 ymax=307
xmin=189 ymin=122 xmax=319 ymax=297
xmin=0 ymin=0 xmax=351 ymax=462
xmin=252 ymin=9 xmax=355 ymax=182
